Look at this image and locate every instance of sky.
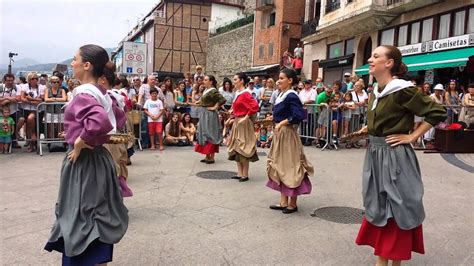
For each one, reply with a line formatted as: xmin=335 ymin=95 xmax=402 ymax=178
xmin=0 ymin=0 xmax=159 ymax=65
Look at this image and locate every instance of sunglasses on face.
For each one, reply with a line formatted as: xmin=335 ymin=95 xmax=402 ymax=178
xmin=51 ymin=81 xmax=60 ymax=84
xmin=30 ymin=77 xmax=38 ymax=80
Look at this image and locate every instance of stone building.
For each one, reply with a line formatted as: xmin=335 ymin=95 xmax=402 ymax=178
xmin=302 ymin=0 xmax=474 ymax=86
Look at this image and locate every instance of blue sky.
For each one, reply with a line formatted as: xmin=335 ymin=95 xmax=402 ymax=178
xmin=0 ymin=0 xmax=158 ymax=65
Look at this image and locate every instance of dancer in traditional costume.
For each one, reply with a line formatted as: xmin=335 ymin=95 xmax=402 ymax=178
xmin=266 ymin=68 xmax=314 ymax=214
xmin=355 ymin=45 xmax=446 ymax=265
xmin=44 ymin=45 xmax=128 ymax=265
xmin=195 ymin=75 xmax=226 ymax=164
xmin=227 ymin=73 xmax=259 ymax=182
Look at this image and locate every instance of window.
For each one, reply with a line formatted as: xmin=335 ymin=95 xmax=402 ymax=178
xmin=454 ymin=11 xmax=466 ymax=36
xmin=381 ymin=28 xmax=395 ymax=45
xmin=345 ymin=39 xmax=354 ymax=55
xmin=421 ymin=18 xmax=433 ymax=41
xmin=268 ymin=12 xmax=276 ymax=27
xmin=269 ymin=43 xmax=274 ymax=57
xmin=439 ymin=14 xmax=451 ymax=39
xmin=328 ymin=42 xmax=343 ymax=59
xmin=469 ymin=8 xmax=474 ymax=33
xmin=259 ymin=45 xmax=264 ymax=59
xmin=398 ymin=25 xmax=408 ymax=46
xmin=410 ymin=22 xmax=420 ymax=44
xmin=325 ymin=0 xmax=340 ymax=13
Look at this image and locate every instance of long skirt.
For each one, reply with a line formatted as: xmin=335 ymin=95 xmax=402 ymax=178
xmin=266 ymin=124 xmax=314 ymax=197
xmin=195 ymin=108 xmax=222 ymax=155
xmin=45 ymin=146 xmax=129 ymax=261
xmin=104 ymin=143 xmax=133 ymax=197
xmin=227 ymin=116 xmax=259 ymax=163
xmin=356 ymin=135 xmax=425 ymax=260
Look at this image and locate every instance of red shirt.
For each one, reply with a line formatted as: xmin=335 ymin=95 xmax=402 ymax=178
xmin=293 ymin=57 xmax=303 ymax=69
xmin=232 ymin=90 xmax=259 ymax=117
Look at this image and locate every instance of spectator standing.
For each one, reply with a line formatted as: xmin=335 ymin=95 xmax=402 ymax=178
xmin=341 ymin=72 xmax=351 ymax=93
xmin=292 ymin=57 xmax=303 ymax=76
xmin=351 ymin=81 xmax=369 ymax=133
xmin=253 ymin=76 xmax=263 ymax=100
xmin=219 ymin=78 xmax=234 ymax=111
xmin=281 ymin=49 xmax=293 ymax=69
xmin=163 ymin=77 xmax=176 ymax=115
xmin=424 ymin=84 xmax=446 ymax=147
xmin=189 ymin=84 xmax=202 ymax=124
xmin=444 ymin=79 xmax=460 ymax=124
xmin=315 ymin=77 xmax=324 ymax=94
xmin=299 ymin=79 xmax=317 ymax=146
xmin=44 ymin=75 xmax=67 ymax=139
xmin=19 ymin=72 xmax=45 ymax=152
xmin=260 ymin=78 xmax=275 ymax=119
xmin=294 ymin=43 xmax=304 ymax=58
xmin=0 ymin=73 xmax=21 ymax=148
xmin=316 ymin=86 xmax=333 ymax=146
xmin=0 ymin=107 xmax=14 ymax=153
xmin=174 ymin=81 xmax=189 ymax=113
xmin=143 ymin=88 xmax=165 ymax=150
xmin=193 ymin=65 xmax=205 ymax=82
xmin=459 ymin=83 xmax=474 ymax=127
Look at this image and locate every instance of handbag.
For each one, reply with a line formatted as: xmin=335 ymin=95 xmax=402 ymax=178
xmin=131 ymin=110 xmax=141 ymax=125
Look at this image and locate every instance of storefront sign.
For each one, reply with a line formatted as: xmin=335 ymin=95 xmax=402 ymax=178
xmin=398 ymin=34 xmax=473 ymax=56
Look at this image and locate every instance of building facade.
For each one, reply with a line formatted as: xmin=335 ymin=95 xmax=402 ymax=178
xmin=302 ymin=0 xmax=474 ymax=86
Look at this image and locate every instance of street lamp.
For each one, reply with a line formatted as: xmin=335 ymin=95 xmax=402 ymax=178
xmin=8 ymin=52 xmax=18 ymax=74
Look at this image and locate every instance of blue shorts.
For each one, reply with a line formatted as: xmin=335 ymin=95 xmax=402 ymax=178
xmin=0 ymin=136 xmax=12 ymax=144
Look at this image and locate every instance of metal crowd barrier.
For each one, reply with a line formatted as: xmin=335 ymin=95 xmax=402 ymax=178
xmin=131 ymin=105 xmax=143 ymax=151
xmin=299 ymin=104 xmax=368 ymax=151
xmin=36 ymin=102 xmax=67 ymax=156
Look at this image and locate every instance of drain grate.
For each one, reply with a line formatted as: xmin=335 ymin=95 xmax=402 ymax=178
xmin=196 ymin=170 xmax=237 ymax=180
xmin=257 ymin=151 xmax=267 ymax=156
xmin=311 ymin=206 xmax=365 ymax=224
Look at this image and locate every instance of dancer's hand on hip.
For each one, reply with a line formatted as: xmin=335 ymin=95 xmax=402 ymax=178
xmin=385 ymin=134 xmax=415 ymax=147
xmin=68 ymin=137 xmax=93 ymax=163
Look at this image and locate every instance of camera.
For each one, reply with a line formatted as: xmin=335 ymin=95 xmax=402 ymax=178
xmin=28 ymin=92 xmax=34 ymax=97
xmin=8 ymin=52 xmax=18 ymax=58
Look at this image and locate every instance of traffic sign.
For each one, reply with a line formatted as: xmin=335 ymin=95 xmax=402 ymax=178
xmin=136 ymin=55 xmax=143 ymax=61
xmin=126 ymin=67 xmax=133 ymax=74
xmin=137 ymin=68 xmax=143 ymax=74
xmin=122 ymin=42 xmax=147 ymax=75
xmin=127 ymin=54 xmax=134 ymax=61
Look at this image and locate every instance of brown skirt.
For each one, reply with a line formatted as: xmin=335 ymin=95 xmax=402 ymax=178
xmin=267 ymin=124 xmax=314 ymax=188
xmin=227 ymin=116 xmax=259 ymax=163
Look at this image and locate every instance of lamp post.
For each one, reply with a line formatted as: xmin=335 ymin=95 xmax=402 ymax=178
xmin=8 ymin=52 xmax=18 ymax=74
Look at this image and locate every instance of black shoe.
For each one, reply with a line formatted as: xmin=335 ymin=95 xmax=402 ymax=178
xmin=238 ymin=177 xmax=249 ymax=182
xmin=200 ymin=159 xmax=207 ymax=163
xmin=269 ymin=205 xmax=287 ymax=210
xmin=230 ymin=176 xmax=240 ymax=180
xmin=11 ymin=142 xmax=21 ymax=149
xmin=205 ymin=160 xmax=215 ymax=164
xmin=282 ymin=206 xmax=298 ymax=214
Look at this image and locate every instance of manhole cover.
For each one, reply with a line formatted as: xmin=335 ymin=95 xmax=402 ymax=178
xmin=196 ymin=170 xmax=237 ymax=180
xmin=311 ymin=206 xmax=365 ymax=224
xmin=257 ymin=151 xmax=267 ymax=156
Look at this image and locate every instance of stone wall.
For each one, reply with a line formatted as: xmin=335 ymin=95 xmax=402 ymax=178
xmin=206 ymin=23 xmax=254 ymax=81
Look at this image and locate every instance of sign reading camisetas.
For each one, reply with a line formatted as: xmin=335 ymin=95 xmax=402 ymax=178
xmin=398 ymin=34 xmax=473 ymax=56
xmin=122 ymin=42 xmax=147 ymax=75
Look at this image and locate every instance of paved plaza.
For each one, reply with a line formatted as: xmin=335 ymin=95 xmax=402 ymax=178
xmin=1 ymin=146 xmax=473 ymax=265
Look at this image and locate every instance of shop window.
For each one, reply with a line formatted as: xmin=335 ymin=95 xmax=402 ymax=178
xmin=345 ymin=39 xmax=354 ymax=55
xmin=269 ymin=43 xmax=274 ymax=57
xmin=259 ymin=45 xmax=264 ymax=59
xmin=398 ymin=25 xmax=408 ymax=46
xmin=328 ymin=42 xmax=343 ymax=59
xmin=454 ymin=11 xmax=466 ymax=36
xmin=469 ymin=8 xmax=474 ymax=33
xmin=421 ymin=18 xmax=433 ymax=42
xmin=410 ymin=22 xmax=420 ymax=44
xmin=381 ymin=28 xmax=395 ymax=45
xmin=438 ymin=14 xmax=451 ymax=39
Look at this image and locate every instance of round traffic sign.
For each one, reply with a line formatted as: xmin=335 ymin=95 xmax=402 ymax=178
xmin=137 ymin=68 xmax=143 ymax=74
xmin=136 ymin=55 xmax=143 ymax=61
xmin=127 ymin=54 xmax=134 ymax=60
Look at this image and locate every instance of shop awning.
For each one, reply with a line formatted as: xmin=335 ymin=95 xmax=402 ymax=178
xmin=354 ymin=47 xmax=474 ymax=75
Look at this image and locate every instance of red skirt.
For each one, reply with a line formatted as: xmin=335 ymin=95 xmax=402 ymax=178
xmin=356 ymin=217 xmax=425 ymax=260
xmin=195 ymin=142 xmax=219 ymax=155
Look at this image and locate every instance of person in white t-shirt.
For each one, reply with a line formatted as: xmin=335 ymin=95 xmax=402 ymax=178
xmin=143 ymin=88 xmax=165 ymax=151
xmin=350 ymin=81 xmax=368 ymax=143
xmin=299 ymin=80 xmax=317 ymax=145
xmin=19 ymin=73 xmax=45 ymax=152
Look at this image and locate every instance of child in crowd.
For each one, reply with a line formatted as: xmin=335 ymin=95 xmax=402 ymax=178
xmin=180 ymin=113 xmax=196 ymax=143
xmin=341 ymin=92 xmax=356 ymax=139
xmin=330 ymin=94 xmax=343 ymax=144
xmin=257 ymin=127 xmax=271 ymax=148
xmin=194 ymin=65 xmax=205 ymax=82
xmin=143 ymin=88 xmax=165 ymax=150
xmin=164 ymin=113 xmax=189 ymax=146
xmin=0 ymin=107 xmax=14 ymax=154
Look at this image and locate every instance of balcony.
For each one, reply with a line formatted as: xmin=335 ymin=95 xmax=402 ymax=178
xmin=255 ymin=0 xmax=274 ymax=11
xmin=301 ymin=18 xmax=319 ymax=38
xmin=325 ymin=1 xmax=340 ymax=14
xmin=385 ymin=0 xmax=443 ymax=13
